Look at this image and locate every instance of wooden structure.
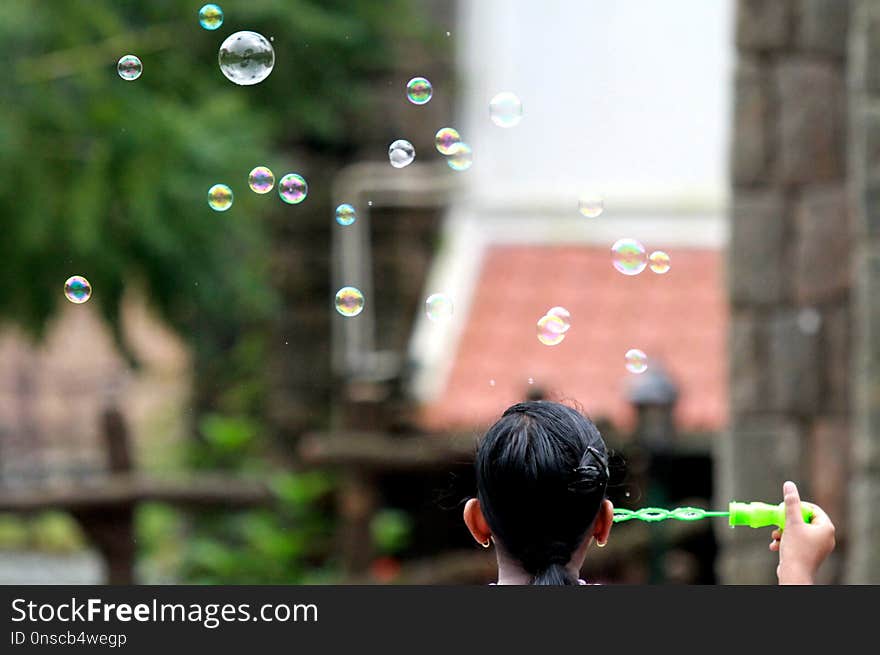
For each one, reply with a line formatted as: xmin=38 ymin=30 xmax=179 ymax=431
xmin=0 ymin=406 xmax=272 ymax=583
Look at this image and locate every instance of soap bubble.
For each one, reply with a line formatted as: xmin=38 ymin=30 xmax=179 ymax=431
xmin=335 ymin=286 xmax=364 ymax=317
xmin=406 ymin=77 xmax=433 ymax=105
xmin=389 ymin=140 xmax=415 ymax=168
xmin=335 ymin=203 xmax=357 ymax=226
xmin=435 ymin=127 xmax=461 ymax=155
xmin=611 ymin=238 xmax=647 ymax=276
xmin=117 ymin=55 xmax=142 ymax=80
xmin=218 ymin=31 xmax=274 ymax=85
xmin=207 ymin=184 xmax=233 ymax=211
xmin=489 ymin=91 xmax=523 ymax=127
xmin=578 ymin=193 xmax=604 ymax=218
xmin=248 ymin=166 xmax=275 ymax=194
xmin=446 ymin=143 xmax=473 ymax=171
xmin=64 ymin=276 xmax=92 ymax=304
xmin=198 ymin=4 xmax=224 ymax=30
xmin=489 ymin=379 xmax=496 ymax=387
xmin=528 ymin=377 xmax=535 ymax=385
xmin=537 ymin=314 xmax=567 ymax=346
xmin=648 ymin=250 xmax=671 ymax=274
xmin=278 ymin=173 xmax=307 ymax=204
xmin=797 ymin=308 xmax=822 ymax=334
xmin=425 ymin=293 xmax=454 ymax=322
xmin=625 ymin=348 xmax=648 ymax=374
xmin=545 ymin=306 xmax=571 ymax=333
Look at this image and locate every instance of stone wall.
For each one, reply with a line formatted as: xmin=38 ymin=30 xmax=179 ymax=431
xmin=719 ymin=0 xmax=853 ymax=584
xmin=845 ymin=0 xmax=880 ymax=584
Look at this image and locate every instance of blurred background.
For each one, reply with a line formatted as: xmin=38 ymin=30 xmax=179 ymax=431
xmin=0 ymin=0 xmax=876 ymax=584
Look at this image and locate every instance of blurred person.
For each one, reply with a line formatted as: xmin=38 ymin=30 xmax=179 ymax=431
xmin=464 ymin=401 xmax=835 ymax=585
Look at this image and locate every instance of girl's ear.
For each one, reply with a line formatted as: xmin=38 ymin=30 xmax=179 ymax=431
xmin=463 ymin=498 xmax=492 ymax=545
xmin=593 ymin=499 xmax=614 ymax=545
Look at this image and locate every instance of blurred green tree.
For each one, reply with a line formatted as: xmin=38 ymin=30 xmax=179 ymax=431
xmin=0 ymin=0 xmax=420 ymax=417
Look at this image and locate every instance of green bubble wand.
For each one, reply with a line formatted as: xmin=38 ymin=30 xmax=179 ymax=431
xmin=613 ymin=501 xmax=814 ymax=529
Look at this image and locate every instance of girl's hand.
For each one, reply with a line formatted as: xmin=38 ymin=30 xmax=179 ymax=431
xmin=769 ymin=481 xmax=835 ymax=584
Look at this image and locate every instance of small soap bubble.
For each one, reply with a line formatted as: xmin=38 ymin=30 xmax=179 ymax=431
xmin=248 ymin=166 xmax=275 ymax=194
xmin=611 ymin=238 xmax=647 ymax=276
xmin=648 ymin=250 xmax=671 ymax=274
xmin=207 ymin=184 xmax=233 ymax=211
xmin=528 ymin=377 xmax=535 ymax=385
xmin=489 ymin=379 xmax=496 ymax=387
xmin=625 ymin=348 xmax=648 ymax=374
xmin=489 ymin=91 xmax=523 ymax=128
xmin=797 ymin=308 xmax=822 ymax=334
xmin=278 ymin=173 xmax=308 ymax=204
xmin=64 ymin=276 xmax=92 ymax=304
xmin=198 ymin=4 xmax=224 ymax=30
xmin=446 ymin=143 xmax=473 ymax=171
xmin=435 ymin=127 xmax=462 ymax=155
xmin=367 ymin=200 xmax=373 ymax=207
xmin=578 ymin=193 xmax=604 ymax=218
xmin=389 ymin=140 xmax=415 ymax=168
xmin=218 ymin=31 xmax=274 ymax=85
xmin=425 ymin=293 xmax=454 ymax=322
xmin=335 ymin=286 xmax=365 ymax=317
xmin=335 ymin=203 xmax=357 ymax=226
xmin=406 ymin=77 xmax=433 ymax=105
xmin=117 ymin=55 xmax=142 ymax=80
xmin=537 ymin=314 xmax=566 ymax=346
xmin=545 ymin=306 xmax=571 ymax=333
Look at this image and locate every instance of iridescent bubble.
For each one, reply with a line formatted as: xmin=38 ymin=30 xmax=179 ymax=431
xmin=446 ymin=143 xmax=473 ymax=171
xmin=406 ymin=77 xmax=433 ymax=105
xmin=198 ymin=4 xmax=224 ymax=30
xmin=278 ymin=173 xmax=308 ymax=204
xmin=64 ymin=276 xmax=92 ymax=304
xmin=335 ymin=203 xmax=357 ymax=226
xmin=335 ymin=286 xmax=365 ymax=317
xmin=648 ymin=250 xmax=671 ymax=274
xmin=218 ymin=31 xmax=274 ymax=85
xmin=248 ymin=166 xmax=275 ymax=194
xmin=489 ymin=379 xmax=496 ymax=387
xmin=625 ymin=349 xmax=648 ymax=374
xmin=207 ymin=184 xmax=233 ymax=211
xmin=489 ymin=91 xmax=523 ymax=128
xmin=528 ymin=377 xmax=535 ymax=385
xmin=389 ymin=140 xmax=415 ymax=168
xmin=545 ymin=306 xmax=571 ymax=333
xmin=425 ymin=293 xmax=454 ymax=322
xmin=537 ymin=314 xmax=566 ymax=346
xmin=611 ymin=238 xmax=647 ymax=276
xmin=117 ymin=55 xmax=142 ymax=81
xmin=435 ymin=127 xmax=461 ymax=155
xmin=578 ymin=193 xmax=604 ymax=218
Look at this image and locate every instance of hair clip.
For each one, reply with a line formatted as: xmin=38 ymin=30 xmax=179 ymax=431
xmin=568 ymin=446 xmax=609 ymax=494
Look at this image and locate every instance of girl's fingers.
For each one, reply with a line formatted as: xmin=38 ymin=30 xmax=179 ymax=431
xmin=771 ymin=529 xmax=781 ymax=541
xmin=769 ymin=539 xmax=780 ymax=552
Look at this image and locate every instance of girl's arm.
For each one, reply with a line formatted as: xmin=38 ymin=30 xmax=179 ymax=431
xmin=769 ymin=481 xmax=836 ymax=585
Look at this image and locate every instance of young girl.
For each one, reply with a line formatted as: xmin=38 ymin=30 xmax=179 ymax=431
xmin=463 ymin=400 xmax=836 ymax=585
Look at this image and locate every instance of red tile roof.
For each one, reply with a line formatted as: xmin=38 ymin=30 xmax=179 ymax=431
xmin=418 ymin=244 xmax=728 ymax=434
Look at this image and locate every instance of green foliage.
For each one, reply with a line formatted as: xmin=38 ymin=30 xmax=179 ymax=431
xmin=0 ymin=0 xmax=416 ymax=345
xmin=370 ymin=508 xmax=413 ymax=555
xmin=136 ymin=470 xmax=338 ymax=584
xmin=0 ymin=512 xmax=86 ymax=553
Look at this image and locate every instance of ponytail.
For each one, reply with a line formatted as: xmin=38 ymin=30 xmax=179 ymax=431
xmin=532 ymin=562 xmax=579 ymax=586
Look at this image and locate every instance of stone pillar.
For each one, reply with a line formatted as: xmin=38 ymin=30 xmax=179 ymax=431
xmin=846 ymin=0 xmax=880 ymax=584
xmin=720 ymin=0 xmax=851 ymax=584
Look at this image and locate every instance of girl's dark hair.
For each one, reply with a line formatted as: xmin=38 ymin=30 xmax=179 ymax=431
xmin=475 ymin=401 xmax=609 ymax=585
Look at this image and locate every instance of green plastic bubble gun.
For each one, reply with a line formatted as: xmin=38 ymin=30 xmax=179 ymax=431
xmin=727 ymin=501 xmax=814 ymax=529
xmin=612 ymin=501 xmax=815 ymax=528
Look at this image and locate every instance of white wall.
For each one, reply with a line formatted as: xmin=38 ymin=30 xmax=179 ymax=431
xmin=455 ymin=0 xmax=734 ymax=210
